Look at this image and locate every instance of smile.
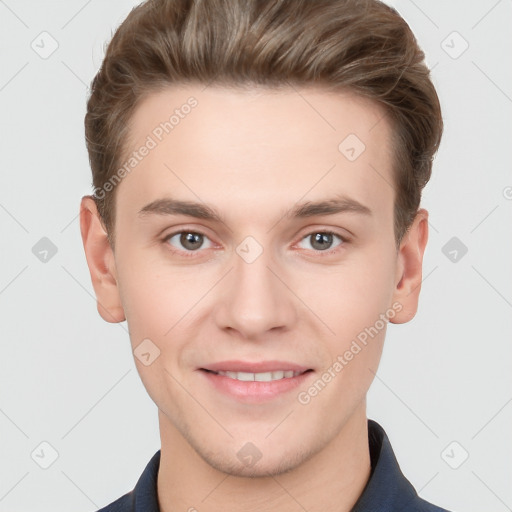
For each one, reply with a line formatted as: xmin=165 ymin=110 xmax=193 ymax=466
xmin=199 ymin=366 xmax=314 ymax=403
xmin=212 ymin=370 xmax=304 ymax=381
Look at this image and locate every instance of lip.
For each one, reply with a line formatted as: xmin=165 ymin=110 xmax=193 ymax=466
xmin=200 ymin=360 xmax=311 ymax=373
xmin=198 ymin=360 xmax=314 ymax=403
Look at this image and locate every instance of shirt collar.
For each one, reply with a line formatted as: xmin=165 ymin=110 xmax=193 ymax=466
xmin=351 ymin=419 xmax=423 ymax=510
xmin=127 ymin=419 xmax=434 ymax=512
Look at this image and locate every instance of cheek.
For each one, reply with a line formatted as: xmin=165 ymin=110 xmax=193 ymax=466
xmin=300 ymin=269 xmax=391 ymax=414
xmin=309 ymin=256 xmax=395 ymax=339
xmin=115 ymin=253 xmax=172 ymax=341
xmin=116 ymin=251 xmax=212 ymax=349
xmin=300 ymin=251 xmax=396 ymax=393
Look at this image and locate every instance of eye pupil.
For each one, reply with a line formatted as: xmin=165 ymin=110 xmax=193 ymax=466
xmin=311 ymin=232 xmax=333 ymax=250
xmin=181 ymin=232 xmax=203 ymax=250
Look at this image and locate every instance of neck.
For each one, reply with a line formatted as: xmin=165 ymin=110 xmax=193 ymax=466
xmin=156 ymin=405 xmax=371 ymax=512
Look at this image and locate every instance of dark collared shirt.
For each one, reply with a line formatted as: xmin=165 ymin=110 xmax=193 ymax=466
xmin=96 ymin=419 xmax=451 ymax=512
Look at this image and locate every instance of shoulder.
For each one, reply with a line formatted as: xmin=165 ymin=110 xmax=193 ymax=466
xmin=92 ymin=450 xmax=160 ymax=512
xmin=415 ymin=495 xmax=453 ymax=512
xmin=94 ymin=491 xmax=134 ymax=512
xmin=357 ymin=420 xmax=454 ymax=512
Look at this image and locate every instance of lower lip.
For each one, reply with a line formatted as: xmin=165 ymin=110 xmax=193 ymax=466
xmin=200 ymin=370 xmax=313 ymax=403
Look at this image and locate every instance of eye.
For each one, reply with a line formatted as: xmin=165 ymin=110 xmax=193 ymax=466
xmin=164 ymin=231 xmax=213 ymax=254
xmin=297 ymin=231 xmax=345 ymax=253
xmin=162 ymin=229 xmax=347 ymax=258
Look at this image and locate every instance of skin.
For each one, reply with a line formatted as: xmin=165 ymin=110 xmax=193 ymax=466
xmin=80 ymin=84 xmax=428 ymax=512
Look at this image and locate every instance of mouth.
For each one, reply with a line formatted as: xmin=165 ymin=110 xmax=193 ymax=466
xmin=201 ymin=368 xmax=311 ymax=381
xmin=198 ymin=361 xmax=314 ymax=402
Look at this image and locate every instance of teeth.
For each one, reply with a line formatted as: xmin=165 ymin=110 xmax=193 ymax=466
xmin=216 ymin=370 xmax=302 ymax=381
xmin=237 ymin=371 xmax=255 ymax=381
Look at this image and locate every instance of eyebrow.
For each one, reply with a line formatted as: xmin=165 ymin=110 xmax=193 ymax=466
xmin=137 ymin=195 xmax=372 ymax=222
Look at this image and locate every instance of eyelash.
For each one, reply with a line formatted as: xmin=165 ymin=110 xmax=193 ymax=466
xmin=162 ymin=229 xmax=349 ymax=258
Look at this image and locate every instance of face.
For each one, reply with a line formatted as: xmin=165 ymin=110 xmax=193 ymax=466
xmin=81 ymin=84 xmax=428 ymax=477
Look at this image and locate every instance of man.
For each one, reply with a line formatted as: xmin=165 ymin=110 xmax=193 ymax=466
xmin=80 ymin=0 xmax=449 ymax=510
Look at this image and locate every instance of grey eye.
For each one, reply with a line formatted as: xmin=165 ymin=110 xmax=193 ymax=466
xmin=167 ymin=232 xmax=213 ymax=251
xmin=299 ymin=232 xmax=343 ymax=251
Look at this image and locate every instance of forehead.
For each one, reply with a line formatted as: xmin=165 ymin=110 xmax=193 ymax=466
xmin=117 ymin=84 xmax=395 ymax=225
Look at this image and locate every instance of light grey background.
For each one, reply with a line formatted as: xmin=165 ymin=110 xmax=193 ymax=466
xmin=1 ymin=1 xmax=511 ymax=511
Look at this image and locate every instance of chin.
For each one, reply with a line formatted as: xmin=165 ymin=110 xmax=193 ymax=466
xmin=196 ymin=440 xmax=318 ymax=478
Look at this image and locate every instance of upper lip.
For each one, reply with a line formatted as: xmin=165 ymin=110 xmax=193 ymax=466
xmin=201 ymin=360 xmax=311 ymax=373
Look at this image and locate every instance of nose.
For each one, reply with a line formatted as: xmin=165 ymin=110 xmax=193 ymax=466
xmin=213 ymin=239 xmax=298 ymax=340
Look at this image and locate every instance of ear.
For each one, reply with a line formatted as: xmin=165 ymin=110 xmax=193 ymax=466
xmin=79 ymin=196 xmax=125 ymax=323
xmin=390 ymin=208 xmax=429 ymax=324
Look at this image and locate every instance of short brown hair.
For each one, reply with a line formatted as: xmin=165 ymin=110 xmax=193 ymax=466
xmin=85 ymin=0 xmax=443 ymax=250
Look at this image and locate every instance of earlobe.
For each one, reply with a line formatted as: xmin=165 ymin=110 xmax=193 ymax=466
xmin=79 ymin=196 xmax=126 ymax=323
xmin=389 ymin=209 xmax=429 ymax=325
